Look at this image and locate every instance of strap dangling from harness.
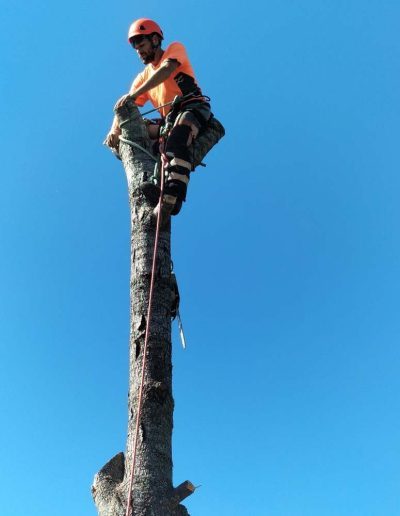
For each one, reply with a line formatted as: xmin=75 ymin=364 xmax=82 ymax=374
xmin=170 ymin=266 xmax=187 ymax=349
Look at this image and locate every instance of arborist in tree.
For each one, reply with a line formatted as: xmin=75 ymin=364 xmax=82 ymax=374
xmin=104 ymin=18 xmax=213 ymax=219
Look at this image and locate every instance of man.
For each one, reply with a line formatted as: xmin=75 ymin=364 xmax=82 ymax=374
xmin=105 ymin=18 xmax=211 ymax=218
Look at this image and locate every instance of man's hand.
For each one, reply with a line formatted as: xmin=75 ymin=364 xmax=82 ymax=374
xmin=103 ymin=126 xmax=122 ymax=150
xmin=114 ymin=93 xmax=136 ymax=110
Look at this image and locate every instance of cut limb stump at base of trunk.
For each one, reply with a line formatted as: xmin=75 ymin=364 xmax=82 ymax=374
xmin=92 ymin=100 xmax=193 ymax=516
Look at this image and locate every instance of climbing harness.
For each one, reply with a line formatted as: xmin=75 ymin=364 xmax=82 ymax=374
xmin=117 ymin=93 xmax=200 ymax=130
xmin=105 ymin=93 xmax=202 ymax=160
xmin=140 ymin=91 xmax=208 ymax=118
xmin=105 ymin=92 xmax=223 ymax=176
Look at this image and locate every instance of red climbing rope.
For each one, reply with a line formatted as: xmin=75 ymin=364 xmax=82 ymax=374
xmin=125 ymin=147 xmax=169 ymax=516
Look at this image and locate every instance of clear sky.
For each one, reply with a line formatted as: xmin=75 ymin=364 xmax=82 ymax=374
xmin=1 ymin=1 xmax=399 ymax=515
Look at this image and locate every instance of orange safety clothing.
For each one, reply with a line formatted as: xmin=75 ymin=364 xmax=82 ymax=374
xmin=132 ymin=42 xmax=203 ymax=117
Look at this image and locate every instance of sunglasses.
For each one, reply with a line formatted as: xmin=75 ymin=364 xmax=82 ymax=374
xmin=130 ymin=35 xmax=148 ymax=48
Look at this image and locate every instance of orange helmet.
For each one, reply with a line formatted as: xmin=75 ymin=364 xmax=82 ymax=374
xmin=128 ymin=18 xmax=164 ymax=42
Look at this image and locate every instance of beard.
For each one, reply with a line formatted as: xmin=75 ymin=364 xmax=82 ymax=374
xmin=142 ymin=49 xmax=156 ymax=64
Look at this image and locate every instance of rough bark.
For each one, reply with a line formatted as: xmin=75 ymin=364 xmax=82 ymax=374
xmin=92 ymin=101 xmax=190 ymax=516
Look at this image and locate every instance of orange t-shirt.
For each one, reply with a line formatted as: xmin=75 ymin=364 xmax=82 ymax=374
xmin=132 ymin=42 xmax=202 ymax=117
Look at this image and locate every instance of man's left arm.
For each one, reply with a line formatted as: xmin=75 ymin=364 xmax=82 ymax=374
xmin=114 ymin=59 xmax=180 ymax=109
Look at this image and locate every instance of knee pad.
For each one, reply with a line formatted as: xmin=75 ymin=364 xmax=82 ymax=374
xmin=165 ymin=169 xmax=190 ymax=202
xmin=165 ymin=180 xmax=187 ymax=201
xmin=165 ymin=125 xmax=192 ymax=163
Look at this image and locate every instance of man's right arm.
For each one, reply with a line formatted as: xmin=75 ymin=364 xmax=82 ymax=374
xmin=104 ymin=71 xmax=147 ymax=149
xmin=104 ymin=115 xmax=121 ymax=149
xmin=114 ymin=60 xmax=179 ymax=110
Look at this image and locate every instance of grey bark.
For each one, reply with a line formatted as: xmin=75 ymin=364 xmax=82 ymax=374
xmin=92 ymin=101 xmax=190 ymax=516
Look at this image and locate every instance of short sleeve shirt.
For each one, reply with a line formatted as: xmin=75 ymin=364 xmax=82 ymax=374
xmin=132 ymin=42 xmax=201 ymax=117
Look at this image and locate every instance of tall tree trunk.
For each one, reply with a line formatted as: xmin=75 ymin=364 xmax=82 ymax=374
xmin=92 ymin=102 xmax=191 ymax=516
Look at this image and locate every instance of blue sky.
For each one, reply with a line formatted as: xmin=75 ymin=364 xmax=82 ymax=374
xmin=1 ymin=1 xmax=400 ymax=515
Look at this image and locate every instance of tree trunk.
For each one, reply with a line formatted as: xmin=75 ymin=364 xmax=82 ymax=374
xmin=92 ymin=101 xmax=191 ymax=516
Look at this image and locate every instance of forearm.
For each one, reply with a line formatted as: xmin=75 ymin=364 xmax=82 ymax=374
xmin=130 ymin=62 xmax=177 ymax=98
xmin=104 ymin=115 xmax=121 ymax=148
xmin=110 ymin=115 xmax=121 ymax=132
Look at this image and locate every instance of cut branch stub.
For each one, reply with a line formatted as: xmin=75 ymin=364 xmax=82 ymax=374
xmin=173 ymin=481 xmax=196 ymax=504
